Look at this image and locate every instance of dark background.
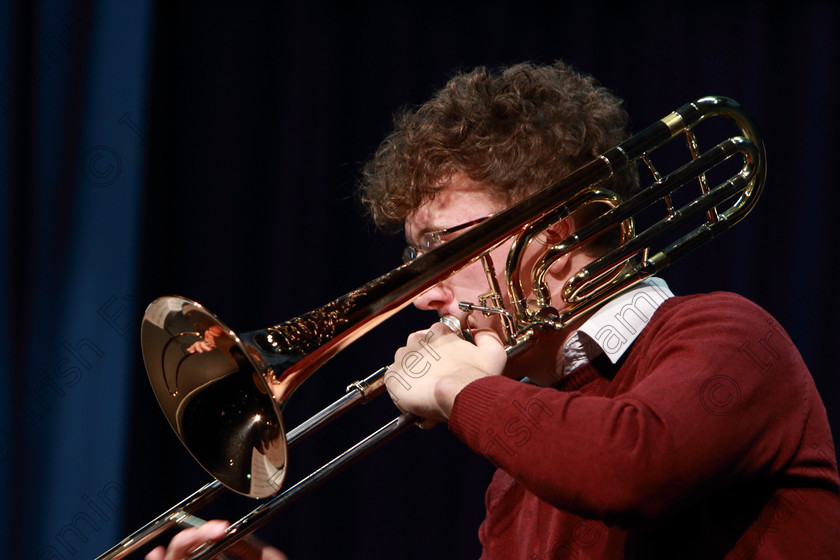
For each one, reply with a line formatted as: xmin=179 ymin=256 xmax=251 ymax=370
xmin=1 ymin=1 xmax=838 ymax=558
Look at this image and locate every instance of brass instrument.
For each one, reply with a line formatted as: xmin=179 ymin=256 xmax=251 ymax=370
xmin=97 ymin=96 xmax=765 ymax=559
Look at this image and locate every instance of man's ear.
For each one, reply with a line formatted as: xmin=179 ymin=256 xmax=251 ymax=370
xmin=542 ymin=217 xmax=575 ymax=280
xmin=541 ymin=217 xmax=573 ymax=248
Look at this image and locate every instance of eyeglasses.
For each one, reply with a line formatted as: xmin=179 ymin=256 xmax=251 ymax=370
xmin=402 ymin=214 xmax=493 ymax=264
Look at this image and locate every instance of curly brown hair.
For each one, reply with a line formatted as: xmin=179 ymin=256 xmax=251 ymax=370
xmin=360 ymin=60 xmax=638 ymax=231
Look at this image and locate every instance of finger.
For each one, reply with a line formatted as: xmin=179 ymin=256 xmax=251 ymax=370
xmin=422 ymin=322 xmax=466 ymax=350
xmin=430 ymin=320 xmax=459 ymax=336
xmin=145 ymin=546 xmax=164 ymax=560
xmin=187 ymin=341 xmax=211 ymax=354
xmin=262 ymin=546 xmax=289 ymax=560
xmin=471 ymin=328 xmax=504 ymax=348
xmin=164 ymin=521 xmax=229 ymax=560
xmin=197 ymin=532 xmax=287 ymax=560
xmin=416 ymin=417 xmax=439 ymax=430
xmin=405 ymin=326 xmax=433 ymax=345
xmin=471 ymin=328 xmax=508 ymax=372
xmin=163 ymin=527 xmax=197 ymax=560
xmin=383 ymin=366 xmax=411 ymax=407
xmin=225 ymin=535 xmax=271 ymax=560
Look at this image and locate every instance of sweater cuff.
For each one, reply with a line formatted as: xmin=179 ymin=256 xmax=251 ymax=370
xmin=449 ymin=375 xmax=522 ymax=451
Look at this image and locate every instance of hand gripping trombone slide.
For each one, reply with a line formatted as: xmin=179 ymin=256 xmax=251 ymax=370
xmin=97 ymin=96 xmax=766 ymax=559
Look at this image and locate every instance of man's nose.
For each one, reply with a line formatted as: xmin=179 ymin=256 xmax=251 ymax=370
xmin=413 ymin=282 xmax=455 ymax=314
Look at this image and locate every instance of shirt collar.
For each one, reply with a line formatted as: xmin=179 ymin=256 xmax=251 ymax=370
xmin=562 ymin=277 xmax=674 ymax=374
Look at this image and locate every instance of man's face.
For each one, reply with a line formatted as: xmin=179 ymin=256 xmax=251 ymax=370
xmin=404 ymin=173 xmax=514 ymax=338
xmin=403 ymin=173 xmax=591 ymax=384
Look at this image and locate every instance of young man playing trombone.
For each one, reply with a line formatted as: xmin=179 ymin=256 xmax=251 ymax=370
xmin=149 ymin=61 xmax=840 ymax=559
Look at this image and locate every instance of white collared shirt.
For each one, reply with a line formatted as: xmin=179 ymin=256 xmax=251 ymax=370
xmin=562 ymin=277 xmax=674 ymax=376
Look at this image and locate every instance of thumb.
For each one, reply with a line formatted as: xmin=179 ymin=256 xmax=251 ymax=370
xmin=471 ymin=328 xmax=504 ymax=349
xmin=470 ymin=328 xmax=507 ymax=375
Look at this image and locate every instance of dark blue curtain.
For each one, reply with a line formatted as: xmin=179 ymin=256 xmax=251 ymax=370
xmin=3 ymin=1 xmax=839 ymax=559
xmin=0 ymin=1 xmax=150 ymax=558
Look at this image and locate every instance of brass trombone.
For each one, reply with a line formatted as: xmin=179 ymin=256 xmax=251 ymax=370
xmin=97 ymin=96 xmax=766 ymax=559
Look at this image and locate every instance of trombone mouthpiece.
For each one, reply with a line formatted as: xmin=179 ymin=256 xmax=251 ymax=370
xmin=439 ymin=315 xmax=463 ymax=335
xmin=439 ymin=315 xmax=476 ymax=344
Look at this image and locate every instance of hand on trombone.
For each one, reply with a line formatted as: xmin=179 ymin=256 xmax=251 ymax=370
xmin=144 ymin=520 xmax=287 ymax=560
xmin=385 ymin=321 xmax=507 ymax=428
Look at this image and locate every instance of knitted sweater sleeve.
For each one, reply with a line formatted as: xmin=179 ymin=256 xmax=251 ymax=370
xmin=448 ymin=293 xmax=818 ymax=527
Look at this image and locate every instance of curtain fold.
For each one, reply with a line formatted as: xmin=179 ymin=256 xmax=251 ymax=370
xmin=0 ymin=1 xmax=151 ymax=558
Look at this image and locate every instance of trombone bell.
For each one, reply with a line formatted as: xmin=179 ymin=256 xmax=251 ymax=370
xmin=141 ymin=296 xmax=287 ymax=498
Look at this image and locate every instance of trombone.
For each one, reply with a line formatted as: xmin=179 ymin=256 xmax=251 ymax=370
xmin=97 ymin=96 xmax=766 ymax=559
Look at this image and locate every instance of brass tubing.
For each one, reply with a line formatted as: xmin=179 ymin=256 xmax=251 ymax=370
xmin=94 ymin=481 xmax=226 ymax=560
xmin=95 ymin=367 xmax=389 ymax=559
xmin=188 ymin=414 xmax=417 ymax=560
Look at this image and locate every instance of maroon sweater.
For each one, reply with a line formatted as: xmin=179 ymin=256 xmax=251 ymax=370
xmin=449 ymin=292 xmax=840 ymax=559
